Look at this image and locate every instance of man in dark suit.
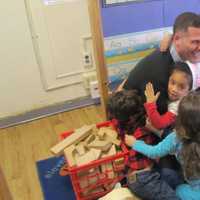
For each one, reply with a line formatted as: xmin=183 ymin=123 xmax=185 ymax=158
xmin=123 ymin=12 xmax=200 ymax=114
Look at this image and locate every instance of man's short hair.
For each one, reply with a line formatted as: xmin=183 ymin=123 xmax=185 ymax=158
xmin=173 ymin=12 xmax=200 ymax=33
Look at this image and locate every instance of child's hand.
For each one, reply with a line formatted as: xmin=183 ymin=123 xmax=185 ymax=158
xmin=160 ymin=33 xmax=172 ymax=52
xmin=116 ymin=79 xmax=127 ymax=92
xmin=125 ymin=134 xmax=136 ymax=147
xmin=145 ymin=82 xmax=160 ymax=103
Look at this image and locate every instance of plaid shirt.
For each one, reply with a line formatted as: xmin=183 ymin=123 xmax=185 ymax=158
xmin=111 ymin=119 xmax=157 ymax=170
xmin=126 ymin=127 xmax=157 ymax=170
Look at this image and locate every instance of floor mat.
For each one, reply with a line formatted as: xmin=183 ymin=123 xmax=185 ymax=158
xmin=36 ymin=156 xmax=76 ymax=200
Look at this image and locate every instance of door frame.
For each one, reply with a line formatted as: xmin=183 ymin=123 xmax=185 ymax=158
xmin=88 ymin=0 xmax=109 ymax=119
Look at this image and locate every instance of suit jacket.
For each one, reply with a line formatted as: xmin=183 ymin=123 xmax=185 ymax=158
xmin=124 ymin=49 xmax=174 ymax=114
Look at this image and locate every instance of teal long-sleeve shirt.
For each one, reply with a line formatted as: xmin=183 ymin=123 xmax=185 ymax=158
xmin=133 ymin=132 xmax=178 ymax=159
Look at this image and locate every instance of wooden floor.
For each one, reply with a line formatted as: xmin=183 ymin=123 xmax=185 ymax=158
xmin=0 ymin=105 xmax=104 ymax=200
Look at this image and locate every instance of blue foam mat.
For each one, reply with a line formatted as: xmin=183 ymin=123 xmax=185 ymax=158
xmin=36 ymin=156 xmax=76 ymax=200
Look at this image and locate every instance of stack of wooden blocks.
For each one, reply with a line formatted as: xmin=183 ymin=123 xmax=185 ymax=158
xmin=50 ymin=124 xmax=142 ymax=199
xmin=50 ymin=124 xmax=124 ymax=195
xmin=50 ymin=124 xmax=121 ymax=166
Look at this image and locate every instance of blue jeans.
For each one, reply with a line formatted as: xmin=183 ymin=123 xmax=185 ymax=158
xmin=160 ymin=167 xmax=184 ymax=189
xmin=128 ymin=169 xmax=181 ymax=200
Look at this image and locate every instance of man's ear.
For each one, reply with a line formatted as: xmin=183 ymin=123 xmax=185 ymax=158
xmin=173 ymin=31 xmax=185 ymax=44
xmin=172 ymin=31 xmax=184 ymax=50
xmin=173 ymin=32 xmax=180 ymax=42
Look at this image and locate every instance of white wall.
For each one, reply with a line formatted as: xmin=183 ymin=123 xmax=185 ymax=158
xmin=0 ymin=1 xmax=92 ymax=118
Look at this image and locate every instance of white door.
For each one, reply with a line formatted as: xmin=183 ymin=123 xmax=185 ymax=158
xmin=25 ymin=0 xmax=92 ymax=90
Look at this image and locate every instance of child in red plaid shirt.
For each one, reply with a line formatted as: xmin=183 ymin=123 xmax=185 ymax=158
xmin=107 ymin=90 xmax=180 ymax=200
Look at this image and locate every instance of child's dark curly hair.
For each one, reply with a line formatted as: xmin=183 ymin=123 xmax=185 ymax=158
xmin=107 ymin=90 xmax=146 ymax=135
xmin=176 ymin=88 xmax=200 ymax=180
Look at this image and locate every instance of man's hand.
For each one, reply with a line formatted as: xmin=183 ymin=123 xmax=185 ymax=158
xmin=145 ymin=82 xmax=160 ymax=103
xmin=125 ymin=134 xmax=136 ymax=147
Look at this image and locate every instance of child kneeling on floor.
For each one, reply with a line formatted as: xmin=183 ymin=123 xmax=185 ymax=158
xmin=107 ymin=90 xmax=180 ymax=200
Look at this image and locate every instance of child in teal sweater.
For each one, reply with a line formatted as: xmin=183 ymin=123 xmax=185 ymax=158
xmin=125 ymin=88 xmax=200 ymax=200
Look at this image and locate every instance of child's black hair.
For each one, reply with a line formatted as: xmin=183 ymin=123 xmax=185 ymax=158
xmin=170 ymin=62 xmax=193 ymax=90
xmin=107 ymin=90 xmax=146 ymax=135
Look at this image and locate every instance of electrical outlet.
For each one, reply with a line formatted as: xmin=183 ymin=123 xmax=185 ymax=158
xmin=90 ymin=80 xmax=100 ymax=99
xmin=82 ymin=71 xmax=97 ymax=89
xmin=83 ymin=52 xmax=92 ymax=68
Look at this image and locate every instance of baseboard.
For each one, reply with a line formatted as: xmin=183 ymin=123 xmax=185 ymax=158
xmin=0 ymin=97 xmax=100 ymax=129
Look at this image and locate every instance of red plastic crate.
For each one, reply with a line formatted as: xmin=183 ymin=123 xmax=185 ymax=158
xmin=59 ymin=121 xmax=129 ymax=200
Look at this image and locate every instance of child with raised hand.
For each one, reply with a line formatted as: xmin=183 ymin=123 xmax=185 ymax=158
xmin=145 ymin=62 xmax=193 ymax=132
xmin=107 ymin=90 xmax=180 ymax=200
xmin=125 ymin=88 xmax=200 ymax=200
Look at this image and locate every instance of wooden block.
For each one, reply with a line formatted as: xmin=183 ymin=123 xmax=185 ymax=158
xmin=103 ymin=145 xmax=116 ymax=157
xmin=104 ymin=128 xmax=118 ymax=139
xmin=91 ymin=148 xmax=102 ymax=159
xmin=76 ymin=142 xmax=86 ymax=156
xmin=98 ymin=127 xmax=118 ymax=139
xmin=84 ymin=134 xmax=96 ymax=144
xmin=104 ymin=129 xmax=120 ymax=146
xmin=64 ymin=145 xmax=76 ymax=166
xmin=78 ymin=168 xmax=102 ymax=195
xmin=105 ymin=135 xmax=121 ymax=146
xmin=75 ymin=148 xmax=101 ymax=166
xmin=87 ymin=139 xmax=112 ymax=152
xmin=88 ymin=167 xmax=101 ymax=185
xmin=114 ymin=157 xmax=125 ymax=168
xmin=98 ymin=127 xmax=120 ymax=145
xmin=51 ymin=125 xmax=94 ymax=155
xmin=78 ymin=171 xmax=89 ymax=190
xmin=97 ymin=127 xmax=108 ymax=139
xmin=101 ymin=162 xmax=115 ymax=179
xmin=101 ymin=145 xmax=116 ymax=179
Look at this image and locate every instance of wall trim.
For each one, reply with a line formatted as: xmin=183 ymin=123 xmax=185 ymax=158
xmin=0 ymin=96 xmax=100 ymax=129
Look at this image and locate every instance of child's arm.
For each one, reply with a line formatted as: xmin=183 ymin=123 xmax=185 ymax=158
xmin=125 ymin=132 xmax=177 ymax=159
xmin=145 ymin=82 xmax=176 ymax=129
xmin=115 ymin=79 xmax=127 ymax=92
xmin=160 ymin=33 xmax=172 ymax=52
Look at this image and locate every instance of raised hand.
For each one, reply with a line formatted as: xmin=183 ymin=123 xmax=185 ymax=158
xmin=145 ymin=82 xmax=160 ymax=103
